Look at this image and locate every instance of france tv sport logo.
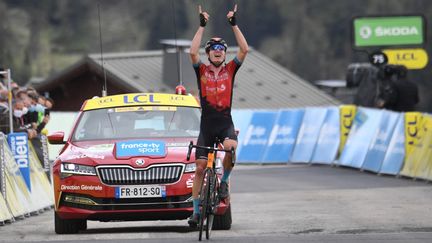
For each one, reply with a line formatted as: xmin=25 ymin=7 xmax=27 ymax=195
xmin=116 ymin=140 xmax=166 ymax=157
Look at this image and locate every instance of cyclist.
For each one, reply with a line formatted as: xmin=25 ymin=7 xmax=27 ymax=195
xmin=188 ymin=4 xmax=248 ymax=227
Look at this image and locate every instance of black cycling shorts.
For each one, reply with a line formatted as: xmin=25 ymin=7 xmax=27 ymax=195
xmin=195 ymin=117 xmax=237 ymax=160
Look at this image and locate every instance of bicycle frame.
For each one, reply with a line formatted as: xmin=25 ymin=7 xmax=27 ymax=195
xmin=186 ymin=141 xmax=235 ymax=241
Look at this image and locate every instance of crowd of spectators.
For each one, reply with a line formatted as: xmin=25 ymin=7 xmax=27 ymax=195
xmin=0 ymin=70 xmax=54 ymax=141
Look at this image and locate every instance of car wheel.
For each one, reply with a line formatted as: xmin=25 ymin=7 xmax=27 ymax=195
xmin=78 ymin=219 xmax=87 ymax=231
xmin=54 ymin=212 xmax=85 ymax=234
xmin=212 ymin=204 xmax=232 ymax=230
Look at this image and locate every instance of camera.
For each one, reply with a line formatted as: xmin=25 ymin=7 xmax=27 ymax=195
xmin=346 ymin=63 xmax=378 ymax=88
xmin=378 ymin=64 xmax=407 ymax=81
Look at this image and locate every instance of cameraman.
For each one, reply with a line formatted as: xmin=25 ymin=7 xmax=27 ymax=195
xmin=376 ymin=65 xmax=419 ymax=112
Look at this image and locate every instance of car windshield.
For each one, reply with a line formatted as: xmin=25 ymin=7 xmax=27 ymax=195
xmin=72 ymin=106 xmax=201 ymax=141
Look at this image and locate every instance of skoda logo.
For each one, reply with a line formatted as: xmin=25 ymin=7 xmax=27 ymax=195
xmin=135 ymin=159 xmax=145 ymax=166
xmin=360 ymin=26 xmax=372 ymax=39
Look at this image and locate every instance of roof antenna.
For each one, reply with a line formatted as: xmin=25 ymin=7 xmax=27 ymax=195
xmin=98 ymin=3 xmax=108 ymax=97
xmin=171 ymin=0 xmax=183 ymax=88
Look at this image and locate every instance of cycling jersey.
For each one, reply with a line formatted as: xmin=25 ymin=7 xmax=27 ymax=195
xmin=193 ymin=57 xmax=242 ymax=159
xmin=193 ymin=57 xmax=242 ymax=119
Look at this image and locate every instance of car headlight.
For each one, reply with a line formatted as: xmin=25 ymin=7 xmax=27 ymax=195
xmin=61 ymin=163 xmax=97 ymax=178
xmin=184 ymin=163 xmax=196 ymax=173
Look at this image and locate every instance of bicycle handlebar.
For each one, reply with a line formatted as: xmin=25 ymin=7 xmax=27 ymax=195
xmin=186 ymin=141 xmax=236 ymax=166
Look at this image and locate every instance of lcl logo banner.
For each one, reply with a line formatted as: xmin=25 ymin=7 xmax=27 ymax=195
xmin=383 ymin=48 xmax=428 ymax=70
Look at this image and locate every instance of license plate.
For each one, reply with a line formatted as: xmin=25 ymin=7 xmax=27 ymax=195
xmin=115 ymin=185 xmax=166 ymax=198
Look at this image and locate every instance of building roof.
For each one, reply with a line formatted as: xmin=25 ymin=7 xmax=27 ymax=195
xmin=35 ymin=47 xmax=340 ymax=109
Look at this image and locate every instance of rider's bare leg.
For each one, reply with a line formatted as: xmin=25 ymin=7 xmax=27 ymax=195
xmin=192 ymin=159 xmax=207 ymax=214
xmin=221 ymin=139 xmax=237 ymax=182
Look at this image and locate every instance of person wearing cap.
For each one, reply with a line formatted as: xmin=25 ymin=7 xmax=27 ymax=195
xmin=188 ymin=4 xmax=248 ymax=227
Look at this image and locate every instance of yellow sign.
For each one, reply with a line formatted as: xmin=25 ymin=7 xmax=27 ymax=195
xmin=114 ymin=106 xmax=177 ymax=112
xmin=338 ymin=105 xmax=357 ymax=156
xmin=413 ymin=115 xmax=432 ymax=180
xmin=383 ymin=48 xmax=428 ymax=69
xmin=83 ymin=93 xmax=200 ymax=111
xmin=400 ymin=112 xmax=423 ymax=177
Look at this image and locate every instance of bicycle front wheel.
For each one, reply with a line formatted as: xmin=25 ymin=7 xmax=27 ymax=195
xmin=206 ymin=171 xmax=217 ymax=240
xmin=198 ymin=169 xmax=211 ymax=241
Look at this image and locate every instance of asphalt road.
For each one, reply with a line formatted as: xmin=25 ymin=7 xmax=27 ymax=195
xmin=1 ymin=164 xmax=432 ymax=243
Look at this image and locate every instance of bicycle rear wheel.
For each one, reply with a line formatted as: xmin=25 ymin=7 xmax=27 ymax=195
xmin=198 ymin=169 xmax=210 ymax=241
xmin=206 ymin=171 xmax=217 ymax=239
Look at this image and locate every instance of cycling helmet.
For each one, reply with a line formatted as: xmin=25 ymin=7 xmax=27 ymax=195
xmin=205 ymin=37 xmax=228 ymax=53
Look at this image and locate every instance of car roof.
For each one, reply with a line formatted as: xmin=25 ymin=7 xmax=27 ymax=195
xmin=81 ymin=93 xmax=200 ymax=111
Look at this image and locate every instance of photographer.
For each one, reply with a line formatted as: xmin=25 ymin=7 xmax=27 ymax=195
xmin=375 ymin=65 xmax=419 ymax=112
xmin=349 ymin=64 xmax=419 ymax=112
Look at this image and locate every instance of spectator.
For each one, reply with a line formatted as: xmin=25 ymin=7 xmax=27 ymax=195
xmin=10 ymin=100 xmax=37 ymax=139
xmin=0 ymin=73 xmax=7 ymax=102
xmin=388 ymin=67 xmax=419 ymax=112
xmin=27 ymin=92 xmax=50 ymax=131
xmin=0 ymin=102 xmax=9 ymax=133
xmin=45 ymin=97 xmax=54 ymax=110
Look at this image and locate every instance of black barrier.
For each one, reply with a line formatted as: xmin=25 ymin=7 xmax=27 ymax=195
xmin=40 ymin=135 xmax=51 ymax=182
xmin=0 ymin=132 xmax=6 ymax=200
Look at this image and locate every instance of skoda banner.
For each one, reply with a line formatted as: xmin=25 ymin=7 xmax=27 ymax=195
xmin=353 ymin=16 xmax=425 ymax=47
xmin=7 ymin=132 xmax=31 ymax=191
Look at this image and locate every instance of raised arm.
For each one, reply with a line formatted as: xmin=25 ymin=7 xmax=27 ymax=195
xmin=190 ymin=5 xmax=209 ymax=65
xmin=227 ymin=4 xmax=248 ymax=62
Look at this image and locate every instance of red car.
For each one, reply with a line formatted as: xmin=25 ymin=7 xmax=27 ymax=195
xmin=49 ymin=93 xmax=231 ymax=234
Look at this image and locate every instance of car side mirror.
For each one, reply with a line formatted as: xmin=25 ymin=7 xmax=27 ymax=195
xmin=48 ymin=131 xmax=66 ymax=145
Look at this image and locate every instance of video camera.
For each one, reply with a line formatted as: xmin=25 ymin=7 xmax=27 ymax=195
xmin=347 ymin=63 xmax=408 ymax=108
xmin=346 ymin=63 xmax=407 ymax=88
xmin=377 ymin=64 xmax=407 ymax=81
xmin=346 ymin=63 xmax=378 ymax=88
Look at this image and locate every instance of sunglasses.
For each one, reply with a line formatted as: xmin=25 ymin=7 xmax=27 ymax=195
xmin=210 ymin=44 xmax=226 ymax=51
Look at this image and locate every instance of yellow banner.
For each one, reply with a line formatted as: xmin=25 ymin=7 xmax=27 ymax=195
xmin=2 ymin=139 xmax=29 ymax=217
xmin=339 ymin=105 xmax=357 ymax=155
xmin=400 ymin=112 xmax=423 ymax=177
xmin=383 ymin=48 xmax=428 ymax=70
xmin=114 ymin=106 xmax=178 ymax=112
xmin=428 ymin=134 xmax=432 ymax=181
xmin=28 ymin=143 xmax=54 ymax=208
xmin=413 ymin=115 xmax=432 ymax=180
xmin=83 ymin=93 xmax=200 ymax=111
xmin=0 ymin=192 xmax=13 ymax=222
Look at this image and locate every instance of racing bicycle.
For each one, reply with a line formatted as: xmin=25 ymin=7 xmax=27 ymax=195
xmin=186 ymin=140 xmax=235 ymax=241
